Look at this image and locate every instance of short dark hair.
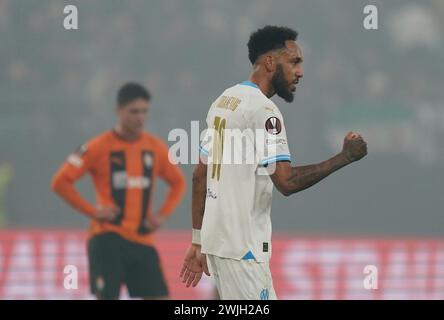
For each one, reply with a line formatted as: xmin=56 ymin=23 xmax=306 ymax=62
xmin=117 ymin=82 xmax=151 ymax=106
xmin=247 ymin=26 xmax=298 ymax=64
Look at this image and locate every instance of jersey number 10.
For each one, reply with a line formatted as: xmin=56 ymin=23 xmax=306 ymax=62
xmin=211 ymin=116 xmax=226 ymax=181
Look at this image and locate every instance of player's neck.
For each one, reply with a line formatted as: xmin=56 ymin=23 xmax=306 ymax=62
xmin=113 ymin=125 xmax=142 ymax=142
xmin=248 ymin=72 xmax=275 ymax=98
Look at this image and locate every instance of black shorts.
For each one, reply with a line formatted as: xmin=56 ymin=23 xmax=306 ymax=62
xmin=87 ymin=232 xmax=168 ymax=299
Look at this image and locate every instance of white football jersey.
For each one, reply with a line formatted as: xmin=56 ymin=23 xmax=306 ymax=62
xmin=200 ymin=81 xmax=291 ymax=262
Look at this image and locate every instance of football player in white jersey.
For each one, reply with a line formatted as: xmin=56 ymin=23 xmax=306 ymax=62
xmin=180 ymin=26 xmax=367 ymax=300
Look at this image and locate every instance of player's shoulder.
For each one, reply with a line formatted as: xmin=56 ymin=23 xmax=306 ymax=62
xmin=224 ymin=82 xmax=264 ymax=100
xmin=244 ymin=92 xmax=282 ymax=121
xmin=78 ymin=130 xmax=114 ymax=153
xmin=65 ymin=131 xmax=111 ymax=167
xmin=213 ymin=82 xmax=260 ymax=104
xmin=214 ymin=82 xmax=268 ymax=111
xmin=209 ymin=82 xmax=282 ymax=121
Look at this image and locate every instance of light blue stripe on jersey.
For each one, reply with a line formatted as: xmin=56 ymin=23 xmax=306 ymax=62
xmin=261 ymin=154 xmax=291 ymax=166
xmin=260 ymin=288 xmax=270 ymax=300
xmin=199 ymin=146 xmax=209 ymax=156
xmin=239 ymin=80 xmax=259 ymax=89
xmin=242 ymin=250 xmax=256 ymax=260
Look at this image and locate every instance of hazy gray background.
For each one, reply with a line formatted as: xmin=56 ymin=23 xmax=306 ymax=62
xmin=1 ymin=0 xmax=443 ymax=235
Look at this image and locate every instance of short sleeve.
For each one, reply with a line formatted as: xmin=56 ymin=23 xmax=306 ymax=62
xmin=252 ymin=106 xmax=291 ymax=166
xmin=199 ymin=129 xmax=211 ymax=158
xmin=199 ymin=116 xmax=214 ymax=158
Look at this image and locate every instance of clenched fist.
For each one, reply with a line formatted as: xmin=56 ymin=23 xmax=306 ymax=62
xmin=342 ymin=132 xmax=367 ymax=162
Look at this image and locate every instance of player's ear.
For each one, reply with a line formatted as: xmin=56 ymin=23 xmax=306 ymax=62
xmin=264 ymin=55 xmax=276 ymax=73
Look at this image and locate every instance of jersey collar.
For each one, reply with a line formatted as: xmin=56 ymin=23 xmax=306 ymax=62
xmin=239 ymin=80 xmax=259 ymax=89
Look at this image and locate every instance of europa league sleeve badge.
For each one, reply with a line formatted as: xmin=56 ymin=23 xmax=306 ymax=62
xmin=265 ymin=117 xmax=282 ymax=135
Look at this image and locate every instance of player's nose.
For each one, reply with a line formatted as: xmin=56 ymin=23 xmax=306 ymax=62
xmin=296 ymin=67 xmax=304 ymax=78
xmin=296 ymin=65 xmax=304 ymax=78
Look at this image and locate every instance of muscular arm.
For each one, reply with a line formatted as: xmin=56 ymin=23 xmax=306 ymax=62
xmin=191 ymin=160 xmax=207 ymax=229
xmin=179 ymin=158 xmax=209 ymax=287
xmin=270 ymin=132 xmax=367 ymax=196
xmin=270 ymin=153 xmax=350 ymax=196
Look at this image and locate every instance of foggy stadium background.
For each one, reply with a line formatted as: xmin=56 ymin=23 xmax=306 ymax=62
xmin=0 ymin=0 xmax=443 ymax=299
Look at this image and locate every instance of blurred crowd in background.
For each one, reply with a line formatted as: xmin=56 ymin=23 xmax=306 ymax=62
xmin=1 ymin=0 xmax=443 ymax=234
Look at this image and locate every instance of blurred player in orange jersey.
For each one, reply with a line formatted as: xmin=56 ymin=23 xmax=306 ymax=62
xmin=51 ymin=83 xmax=186 ymax=299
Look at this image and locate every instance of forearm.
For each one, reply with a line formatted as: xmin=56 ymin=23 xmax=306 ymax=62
xmin=158 ymin=173 xmax=186 ymax=217
xmin=191 ymin=170 xmax=207 ymax=230
xmin=287 ymin=152 xmax=350 ymax=194
xmin=51 ymin=176 xmax=96 ymax=217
